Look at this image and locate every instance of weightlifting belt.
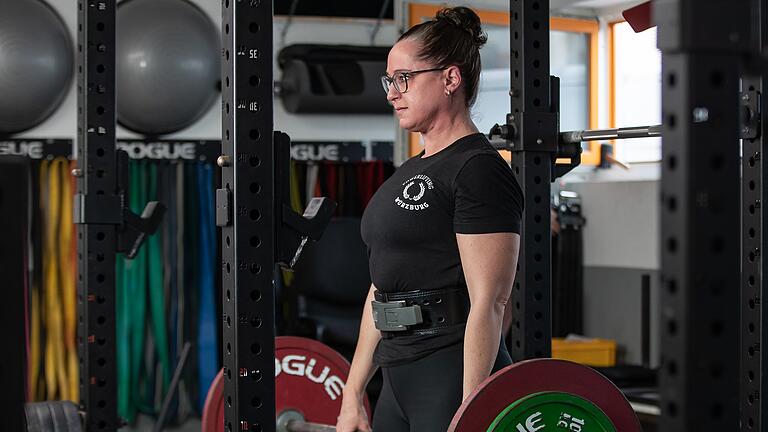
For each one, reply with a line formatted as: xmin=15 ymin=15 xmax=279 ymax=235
xmin=372 ymin=288 xmax=470 ymax=338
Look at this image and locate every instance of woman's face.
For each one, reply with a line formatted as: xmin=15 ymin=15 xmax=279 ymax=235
xmin=385 ymin=39 xmax=449 ymax=132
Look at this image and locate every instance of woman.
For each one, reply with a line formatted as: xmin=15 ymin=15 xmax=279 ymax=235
xmin=336 ymin=7 xmax=523 ymax=432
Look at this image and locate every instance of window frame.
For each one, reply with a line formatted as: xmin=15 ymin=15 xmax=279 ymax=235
xmin=405 ymin=3 xmax=600 ymax=165
xmin=607 ymin=19 xmax=662 ymax=163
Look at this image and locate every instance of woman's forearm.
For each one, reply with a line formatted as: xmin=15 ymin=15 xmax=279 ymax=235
xmin=343 ymin=285 xmax=382 ymax=399
xmin=462 ymin=303 xmax=505 ymax=400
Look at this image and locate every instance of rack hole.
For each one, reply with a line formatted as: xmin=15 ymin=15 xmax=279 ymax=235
xmin=667 ymin=237 xmax=677 ymax=253
xmin=711 ymin=320 xmax=723 ymax=336
xmin=667 ymin=319 xmax=677 ymax=335
xmin=666 ymin=152 xmax=678 ymax=170
xmin=667 ymin=402 xmax=678 ymax=417
xmin=667 ymin=73 xmax=676 ymax=87
xmin=710 ymin=71 xmax=724 ymax=87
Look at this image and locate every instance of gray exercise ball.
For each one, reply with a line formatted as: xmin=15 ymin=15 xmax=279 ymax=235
xmin=0 ymin=0 xmax=74 ymax=135
xmin=116 ymin=0 xmax=220 ymax=136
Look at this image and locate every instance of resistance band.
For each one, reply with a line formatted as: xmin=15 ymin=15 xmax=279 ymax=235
xmin=43 ymin=159 xmax=67 ymax=401
xmin=197 ymin=161 xmax=217 ymax=410
xmin=60 ymin=159 xmax=78 ymax=403
xmin=107 ymin=159 xmax=218 ymax=422
xmin=175 ymin=162 xmax=193 ymax=422
xmin=148 ymin=162 xmax=172 ymax=402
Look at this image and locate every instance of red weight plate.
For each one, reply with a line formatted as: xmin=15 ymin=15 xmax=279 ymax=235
xmin=276 ymin=336 xmax=371 ymax=426
xmin=201 ymin=336 xmax=371 ymax=432
xmin=449 ymin=359 xmax=640 ymax=432
xmin=202 ymin=368 xmax=224 ymax=432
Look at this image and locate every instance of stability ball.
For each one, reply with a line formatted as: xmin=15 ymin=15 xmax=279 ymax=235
xmin=116 ymin=0 xmax=220 ymax=136
xmin=0 ymin=0 xmax=74 ymax=135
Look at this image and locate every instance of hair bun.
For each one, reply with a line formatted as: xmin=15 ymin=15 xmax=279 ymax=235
xmin=436 ymin=7 xmax=488 ymax=47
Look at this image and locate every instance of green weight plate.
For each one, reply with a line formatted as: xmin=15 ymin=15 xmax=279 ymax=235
xmin=487 ymin=392 xmax=617 ymax=432
xmin=449 ymin=359 xmax=640 ymax=432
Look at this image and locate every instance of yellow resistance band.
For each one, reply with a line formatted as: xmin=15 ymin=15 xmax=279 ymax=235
xmin=59 ymin=159 xmax=78 ymax=402
xmin=43 ymin=159 xmax=69 ymax=401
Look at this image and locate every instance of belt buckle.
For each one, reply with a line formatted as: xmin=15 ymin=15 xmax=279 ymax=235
xmin=371 ymin=300 xmax=423 ymax=332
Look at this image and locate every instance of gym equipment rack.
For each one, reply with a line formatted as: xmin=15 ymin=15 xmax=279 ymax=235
xmin=75 ymin=1 xmax=120 ymax=430
xmin=219 ymin=0 xmax=277 ymax=430
xmin=498 ymin=0 xmax=763 ymax=430
xmin=657 ymin=0 xmax=757 ymax=429
xmin=71 ymin=1 xmax=768 ymax=431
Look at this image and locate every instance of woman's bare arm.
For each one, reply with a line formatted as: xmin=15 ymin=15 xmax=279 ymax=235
xmin=456 ymin=232 xmax=520 ymax=400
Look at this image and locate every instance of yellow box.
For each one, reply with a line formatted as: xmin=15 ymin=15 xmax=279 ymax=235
xmin=551 ymin=338 xmax=617 ymax=367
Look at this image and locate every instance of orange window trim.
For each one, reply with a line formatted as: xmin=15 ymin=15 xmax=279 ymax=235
xmin=605 ymin=20 xmax=625 ymax=157
xmin=406 ymin=4 xmax=600 ymax=165
xmin=607 ymin=20 xmax=625 ymax=130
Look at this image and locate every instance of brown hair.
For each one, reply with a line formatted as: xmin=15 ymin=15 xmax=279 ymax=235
xmin=398 ymin=6 xmax=487 ymax=107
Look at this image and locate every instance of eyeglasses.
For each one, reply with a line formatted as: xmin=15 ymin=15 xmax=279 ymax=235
xmin=381 ymin=67 xmax=447 ymax=94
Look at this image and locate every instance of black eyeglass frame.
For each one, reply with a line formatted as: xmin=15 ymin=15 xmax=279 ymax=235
xmin=380 ymin=67 xmax=447 ymax=94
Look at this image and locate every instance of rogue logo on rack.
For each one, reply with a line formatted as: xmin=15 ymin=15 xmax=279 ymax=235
xmin=0 ymin=141 xmax=44 ymax=159
xmin=116 ymin=141 xmax=197 ymax=160
xmin=291 ymin=144 xmax=339 ymax=161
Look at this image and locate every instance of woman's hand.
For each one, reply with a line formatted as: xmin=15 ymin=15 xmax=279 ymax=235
xmin=335 ymin=393 xmax=372 ymax=432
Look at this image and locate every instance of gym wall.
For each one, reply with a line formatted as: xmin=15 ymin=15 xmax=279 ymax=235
xmin=562 ymin=178 xmax=660 ymax=367
xmin=12 ymin=0 xmax=398 ymax=145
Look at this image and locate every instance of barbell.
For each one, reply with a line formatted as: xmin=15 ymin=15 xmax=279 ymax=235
xmin=202 ymin=336 xmax=640 ymax=432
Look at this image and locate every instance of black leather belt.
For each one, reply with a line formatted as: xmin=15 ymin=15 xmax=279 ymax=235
xmin=372 ymin=288 xmax=470 ymax=338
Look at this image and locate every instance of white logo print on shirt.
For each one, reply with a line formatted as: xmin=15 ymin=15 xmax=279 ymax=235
xmin=395 ymin=175 xmax=434 ymax=211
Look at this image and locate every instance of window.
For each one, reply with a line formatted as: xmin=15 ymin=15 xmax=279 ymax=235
xmin=610 ymin=21 xmax=662 ymax=163
xmin=405 ymin=4 xmax=599 ymax=164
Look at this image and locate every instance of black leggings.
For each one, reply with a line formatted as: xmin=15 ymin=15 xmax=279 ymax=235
xmin=372 ymin=339 xmax=512 ymax=432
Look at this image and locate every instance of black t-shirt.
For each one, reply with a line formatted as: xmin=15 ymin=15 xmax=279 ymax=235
xmin=360 ymin=132 xmax=524 ymax=366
